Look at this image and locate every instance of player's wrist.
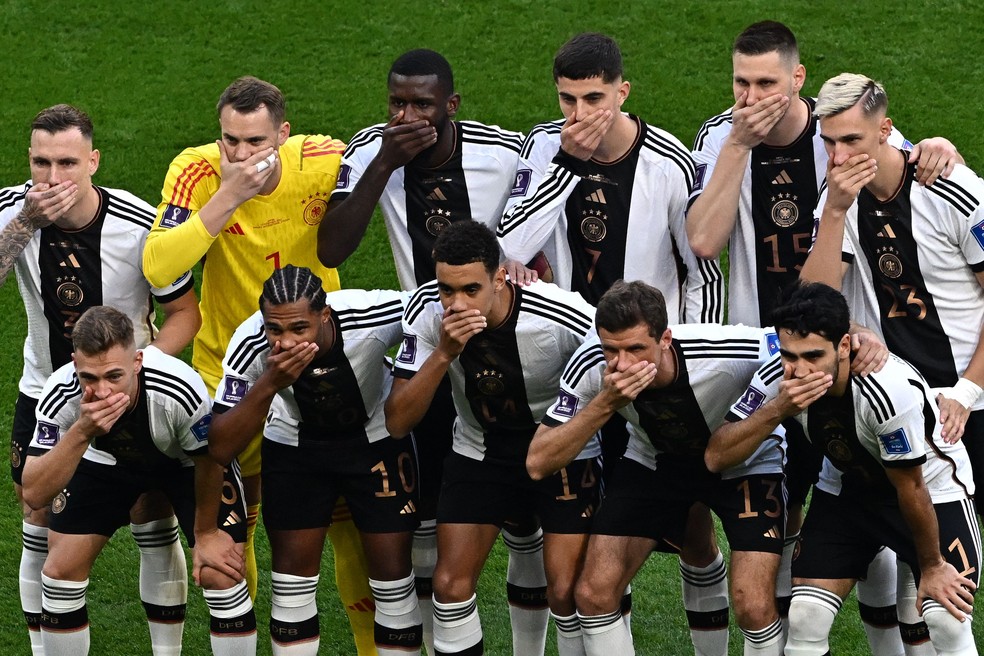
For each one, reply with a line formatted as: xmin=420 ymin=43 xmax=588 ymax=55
xmin=942 ymin=377 xmax=983 ymax=409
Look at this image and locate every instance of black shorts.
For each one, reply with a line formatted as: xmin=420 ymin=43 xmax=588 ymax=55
xmin=261 ymin=436 xmax=420 ymax=534
xmin=48 ymin=458 xmax=247 ymax=545
xmin=437 ymin=451 xmax=599 ymax=535
xmin=793 ymin=489 xmax=981 ymax=587
xmin=783 ymin=418 xmax=822 ymax=507
xmin=10 ymin=393 xmax=38 ymax=485
xmin=411 ymin=375 xmax=455 ymax=511
xmin=591 ymin=456 xmax=786 ymax=555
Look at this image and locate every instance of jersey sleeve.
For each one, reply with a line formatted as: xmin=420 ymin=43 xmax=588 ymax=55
xmin=665 ymin=148 xmax=724 ymax=323
xmin=497 ymin=124 xmax=576 ymax=264
xmin=855 ymin=372 xmax=927 ymax=469
xmin=0 ymin=182 xmax=30 ymax=231
xmin=213 ymin=312 xmax=268 ymax=412
xmin=542 ymin=341 xmax=605 ymax=427
xmin=143 ymin=147 xmax=222 ymax=288
xmin=329 ymin=125 xmax=383 ymax=204
xmin=27 ymin=363 xmax=82 ymax=457
xmin=725 ymin=352 xmax=785 ymax=423
xmin=173 ymin=372 xmax=213 ymax=457
xmin=943 ymin=167 xmax=984 ymax=268
xmin=392 ymin=286 xmax=441 ymax=379
xmin=688 ymin=112 xmax=729 ymax=206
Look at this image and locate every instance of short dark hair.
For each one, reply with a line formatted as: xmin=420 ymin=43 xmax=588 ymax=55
xmin=389 ymin=49 xmax=455 ymax=97
xmin=733 ymin=20 xmax=799 ymax=64
xmin=431 ymin=221 xmax=500 ymax=275
xmin=31 ymin=104 xmax=94 ymax=141
xmin=771 ymin=282 xmax=850 ymax=347
xmin=259 ymin=265 xmax=328 ymax=313
xmin=596 ymin=280 xmax=668 ymax=339
xmin=216 ymin=76 xmax=286 ymax=126
xmin=553 ymin=33 xmax=623 ymax=83
xmin=72 ymin=306 xmax=135 ymax=356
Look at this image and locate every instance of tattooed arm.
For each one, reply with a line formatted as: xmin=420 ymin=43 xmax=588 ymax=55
xmin=0 ymin=182 xmax=76 ymax=286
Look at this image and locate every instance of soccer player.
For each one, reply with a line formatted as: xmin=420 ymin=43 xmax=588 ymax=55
xmin=708 ymin=282 xmax=979 ymax=656
xmin=686 ymin=23 xmax=960 ymax=650
xmin=208 ymin=265 xmax=421 ymax=656
xmin=497 ymin=32 xmax=722 ymax=317
xmin=528 ymin=280 xmax=787 ymax=655
xmin=386 ymin=221 xmax=599 ymax=655
xmin=801 ymin=73 xmax=984 ymax=522
xmin=320 ymin=49 xmax=549 ymax=653
xmin=142 ymin=76 xmax=377 ymax=650
xmin=0 ymin=104 xmax=200 ymax=656
xmin=498 ymin=32 xmax=727 ymax=653
xmin=21 ymin=306 xmax=255 ymax=656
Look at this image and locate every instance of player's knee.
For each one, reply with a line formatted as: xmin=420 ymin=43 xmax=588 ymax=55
xmin=574 ymin=574 xmax=619 ymax=616
xmin=432 ymin=566 xmax=476 ymax=604
xmin=784 ymin=590 xmax=838 ymax=655
xmin=922 ymin=603 xmax=976 ymax=655
xmin=733 ymin=592 xmax=777 ymax=630
xmin=546 ymin=572 xmax=578 ymax=614
xmin=199 ymin=566 xmax=241 ymax=592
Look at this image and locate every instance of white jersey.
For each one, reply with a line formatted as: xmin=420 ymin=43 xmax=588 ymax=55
xmin=545 ymin=323 xmax=783 ymax=478
xmin=498 ymin=115 xmax=723 ymax=321
xmin=0 ymin=182 xmax=193 ymax=397
xmin=729 ymin=352 xmax=974 ymax=503
xmin=821 ymin=158 xmax=984 ymax=408
xmin=28 ymin=346 xmax=211 ymax=468
xmin=214 ymin=289 xmax=405 ymax=446
xmin=332 ymin=120 xmax=524 ymax=290
xmin=393 ymin=280 xmax=598 ymax=465
xmin=691 ymin=97 xmax=910 ymax=327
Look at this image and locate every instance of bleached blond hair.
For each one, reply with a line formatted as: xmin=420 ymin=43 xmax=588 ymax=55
xmin=815 ymin=73 xmax=887 ymax=118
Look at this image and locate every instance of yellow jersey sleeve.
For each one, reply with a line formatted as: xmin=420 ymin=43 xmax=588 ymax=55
xmin=144 ymin=144 xmax=222 ymax=288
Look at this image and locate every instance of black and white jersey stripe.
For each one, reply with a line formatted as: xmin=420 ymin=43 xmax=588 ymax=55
xmin=144 ymin=367 xmax=205 ymax=417
xmin=925 ymin=177 xmax=979 ymax=217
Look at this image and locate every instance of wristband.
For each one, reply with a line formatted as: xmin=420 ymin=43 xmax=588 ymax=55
xmin=940 ymin=377 xmax=983 ymax=409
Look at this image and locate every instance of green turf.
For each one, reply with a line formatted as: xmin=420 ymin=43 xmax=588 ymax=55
xmin=1 ymin=0 xmax=982 ymax=653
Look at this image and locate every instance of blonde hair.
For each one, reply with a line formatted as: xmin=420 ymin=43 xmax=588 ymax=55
xmin=815 ymin=73 xmax=887 ymax=119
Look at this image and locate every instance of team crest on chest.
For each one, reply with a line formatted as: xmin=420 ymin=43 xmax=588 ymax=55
xmin=475 ymin=369 xmax=505 ymax=396
xmin=56 ymin=276 xmax=84 ymax=307
xmin=580 ymin=212 xmax=607 ymax=243
xmin=301 ymin=192 xmax=330 ymax=226
xmin=770 ymin=193 xmax=799 ymax=228
xmin=876 ymin=246 xmax=903 ymax=279
xmin=425 ymin=209 xmax=452 ymax=236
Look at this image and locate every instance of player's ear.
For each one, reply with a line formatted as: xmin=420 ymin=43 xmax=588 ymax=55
xmin=278 ymin=121 xmax=291 ymax=146
xmin=837 ymin=334 xmax=851 ymax=360
xmin=89 ymin=149 xmax=100 ymax=177
xmin=660 ymin=327 xmax=672 ymax=349
xmin=134 ymin=349 xmax=143 ymax=375
xmin=618 ymin=80 xmax=630 ymax=106
xmin=879 ymin=117 xmax=892 ymax=144
xmin=493 ymin=265 xmax=507 ymax=291
xmin=321 ymin=305 xmax=332 ymax=323
xmin=792 ymin=63 xmax=806 ymax=94
xmin=447 ymin=93 xmax=461 ymax=118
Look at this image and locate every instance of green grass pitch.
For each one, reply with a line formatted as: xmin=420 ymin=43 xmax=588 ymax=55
xmin=0 ymin=1 xmax=981 ymax=653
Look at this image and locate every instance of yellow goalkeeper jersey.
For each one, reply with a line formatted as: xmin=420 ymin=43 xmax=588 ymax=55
xmin=144 ymin=134 xmax=344 ymax=389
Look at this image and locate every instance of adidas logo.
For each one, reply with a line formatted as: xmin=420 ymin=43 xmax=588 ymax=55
xmin=59 ymin=254 xmax=81 ymax=268
xmin=581 ymin=506 xmax=594 ymax=518
xmin=762 ymin=526 xmax=781 ymax=539
xmin=400 ymin=500 xmax=416 ymax=515
xmin=426 ymin=188 xmax=447 ymax=201
xmin=585 ymin=189 xmax=607 ymax=204
xmin=223 ymin=511 xmax=242 ymax=527
xmin=875 ymin=223 xmax=897 ymax=238
xmin=224 ymin=223 xmax=245 ymax=235
xmin=772 ymin=170 xmax=793 ymax=185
